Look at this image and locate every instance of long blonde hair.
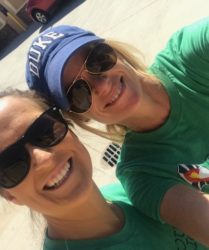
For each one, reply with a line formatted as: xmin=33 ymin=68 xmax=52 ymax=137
xmin=64 ymin=40 xmax=153 ymax=143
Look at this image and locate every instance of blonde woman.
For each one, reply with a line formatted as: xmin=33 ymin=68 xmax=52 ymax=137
xmin=26 ymin=18 xmax=209 ymax=246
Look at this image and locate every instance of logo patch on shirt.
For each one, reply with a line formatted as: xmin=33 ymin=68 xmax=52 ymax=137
xmin=178 ymin=164 xmax=209 ymax=190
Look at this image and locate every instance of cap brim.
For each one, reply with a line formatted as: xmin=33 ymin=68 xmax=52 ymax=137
xmin=45 ymin=35 xmax=103 ymax=110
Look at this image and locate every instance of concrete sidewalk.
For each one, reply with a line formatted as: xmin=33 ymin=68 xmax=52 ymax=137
xmin=1 ymin=0 xmax=209 ymax=249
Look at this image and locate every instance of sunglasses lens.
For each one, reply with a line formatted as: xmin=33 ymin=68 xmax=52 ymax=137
xmin=86 ymin=43 xmax=117 ymax=73
xmin=0 ymin=147 xmax=30 ymax=188
xmin=67 ymin=79 xmax=92 ymax=113
xmin=27 ymin=108 xmax=68 ymax=148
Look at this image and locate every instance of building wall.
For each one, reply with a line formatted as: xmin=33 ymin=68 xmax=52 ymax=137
xmin=0 ymin=23 xmax=18 ymax=51
xmin=0 ymin=0 xmax=31 ymax=51
xmin=2 ymin=0 xmax=25 ymax=13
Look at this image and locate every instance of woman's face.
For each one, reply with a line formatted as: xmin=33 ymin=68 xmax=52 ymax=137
xmin=0 ymin=97 xmax=93 ymax=217
xmin=63 ymin=44 xmax=145 ymax=126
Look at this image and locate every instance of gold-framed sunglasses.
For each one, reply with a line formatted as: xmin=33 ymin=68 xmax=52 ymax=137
xmin=66 ymin=43 xmax=117 ymax=113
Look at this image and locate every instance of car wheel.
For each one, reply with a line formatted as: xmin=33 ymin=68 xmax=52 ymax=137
xmin=31 ymin=9 xmax=49 ymax=24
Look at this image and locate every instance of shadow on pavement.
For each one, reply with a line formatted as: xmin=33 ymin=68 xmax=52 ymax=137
xmin=0 ymin=0 xmax=85 ymax=60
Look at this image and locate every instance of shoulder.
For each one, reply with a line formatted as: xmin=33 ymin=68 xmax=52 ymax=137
xmin=161 ymin=17 xmax=209 ymax=59
xmin=100 ymin=182 xmax=132 ymax=205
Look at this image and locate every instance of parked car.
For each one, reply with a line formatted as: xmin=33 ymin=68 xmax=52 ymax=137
xmin=26 ymin=0 xmax=61 ymax=24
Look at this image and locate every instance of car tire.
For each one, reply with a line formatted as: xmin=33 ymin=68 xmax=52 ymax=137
xmin=31 ymin=9 xmax=49 ymax=24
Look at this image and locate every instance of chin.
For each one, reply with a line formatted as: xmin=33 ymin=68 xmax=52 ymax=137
xmin=68 ymin=176 xmax=94 ymax=207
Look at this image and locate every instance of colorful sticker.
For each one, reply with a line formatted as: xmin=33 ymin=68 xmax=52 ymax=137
xmin=178 ymin=164 xmax=209 ymax=190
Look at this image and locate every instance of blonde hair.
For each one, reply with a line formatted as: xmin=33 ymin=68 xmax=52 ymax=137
xmin=64 ymin=40 xmax=154 ymax=143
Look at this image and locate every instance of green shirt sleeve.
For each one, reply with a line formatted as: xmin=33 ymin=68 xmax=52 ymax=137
xmin=177 ymin=18 xmax=209 ymax=80
xmin=117 ymin=170 xmax=178 ymax=222
xmin=155 ymin=17 xmax=209 ymax=91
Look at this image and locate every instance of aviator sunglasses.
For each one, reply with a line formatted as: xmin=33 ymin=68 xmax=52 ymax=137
xmin=0 ymin=106 xmax=68 ymax=189
xmin=66 ymin=43 xmax=117 ymax=113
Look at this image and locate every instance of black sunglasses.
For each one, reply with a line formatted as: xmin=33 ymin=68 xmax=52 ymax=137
xmin=66 ymin=43 xmax=117 ymax=113
xmin=0 ymin=106 xmax=68 ymax=189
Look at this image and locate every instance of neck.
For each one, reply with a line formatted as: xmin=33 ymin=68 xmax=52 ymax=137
xmin=123 ymin=76 xmax=170 ymax=132
xmin=45 ymin=182 xmax=124 ymax=240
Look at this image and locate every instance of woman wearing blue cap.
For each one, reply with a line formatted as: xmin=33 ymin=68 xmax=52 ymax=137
xmin=26 ymin=18 xmax=209 ymax=246
xmin=1 ymin=89 xmax=207 ymax=250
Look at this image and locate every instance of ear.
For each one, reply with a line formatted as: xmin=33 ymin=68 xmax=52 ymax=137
xmin=0 ymin=189 xmax=24 ymax=206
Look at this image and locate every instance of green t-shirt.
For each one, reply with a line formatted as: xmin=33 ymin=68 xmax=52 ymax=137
xmin=116 ymin=17 xmax=209 ymax=222
xmin=43 ymin=183 xmax=208 ymax=250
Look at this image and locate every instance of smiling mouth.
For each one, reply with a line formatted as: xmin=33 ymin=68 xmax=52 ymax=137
xmin=44 ymin=159 xmax=72 ymax=190
xmin=105 ymin=77 xmax=125 ymax=108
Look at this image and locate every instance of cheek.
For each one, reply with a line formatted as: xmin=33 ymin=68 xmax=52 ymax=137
xmin=85 ymin=105 xmax=104 ymax=119
xmin=68 ymin=132 xmax=92 ymax=172
xmin=5 ymin=184 xmax=34 ymax=206
xmin=77 ymin=143 xmax=92 ymax=173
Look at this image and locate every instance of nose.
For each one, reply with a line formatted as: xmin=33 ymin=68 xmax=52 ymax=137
xmin=26 ymin=144 xmax=53 ymax=170
xmin=81 ymin=70 xmax=110 ymax=95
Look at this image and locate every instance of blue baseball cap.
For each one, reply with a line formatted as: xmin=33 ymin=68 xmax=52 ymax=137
xmin=26 ymin=25 xmax=103 ymax=110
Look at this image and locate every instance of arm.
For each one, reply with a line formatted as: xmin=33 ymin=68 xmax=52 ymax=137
xmin=161 ymin=184 xmax=209 ymax=247
xmin=118 ymin=169 xmax=209 ymax=246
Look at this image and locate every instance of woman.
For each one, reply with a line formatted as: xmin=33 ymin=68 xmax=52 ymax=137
xmin=1 ymin=88 xmax=205 ymax=250
xmin=26 ymin=18 xmax=209 ymax=246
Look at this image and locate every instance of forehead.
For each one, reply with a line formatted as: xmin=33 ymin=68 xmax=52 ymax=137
xmin=0 ymin=97 xmax=43 ymax=151
xmin=62 ymin=44 xmax=91 ymax=87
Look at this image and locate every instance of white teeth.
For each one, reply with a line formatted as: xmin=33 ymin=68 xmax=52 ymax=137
xmin=109 ymin=83 xmax=123 ymax=104
xmin=45 ymin=162 xmax=71 ymax=189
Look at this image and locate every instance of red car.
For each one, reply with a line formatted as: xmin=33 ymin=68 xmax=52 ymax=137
xmin=26 ymin=0 xmax=61 ymax=24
